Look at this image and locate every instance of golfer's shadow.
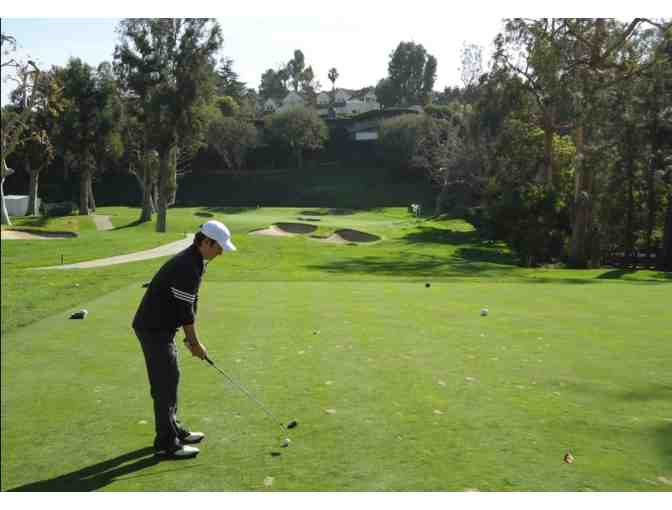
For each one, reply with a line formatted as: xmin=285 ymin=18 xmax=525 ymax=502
xmin=7 ymin=447 xmax=188 ymax=491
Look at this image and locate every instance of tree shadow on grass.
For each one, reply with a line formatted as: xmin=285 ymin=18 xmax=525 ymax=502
xmin=402 ymin=226 xmax=481 ymax=245
xmin=203 ymin=207 xmax=256 ymax=215
xmin=655 ymin=423 xmax=672 ymax=470
xmin=621 ymin=384 xmax=672 ymax=402
xmin=112 ymin=219 xmax=145 ymax=231
xmin=306 ymin=253 xmax=517 ymax=278
xmin=6 ymin=446 xmax=202 ymax=491
xmin=597 ymin=269 xmax=638 ymax=280
xmin=298 ymin=208 xmax=357 ymax=216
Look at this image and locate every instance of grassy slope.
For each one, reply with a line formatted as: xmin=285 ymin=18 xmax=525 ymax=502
xmin=1 ymin=207 xmax=670 ymax=491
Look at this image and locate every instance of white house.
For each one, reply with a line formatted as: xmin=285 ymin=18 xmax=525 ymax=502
xmin=261 ymin=88 xmax=381 ymax=117
xmin=316 ymin=92 xmax=330 ymax=106
xmin=263 ymin=98 xmax=279 ymax=113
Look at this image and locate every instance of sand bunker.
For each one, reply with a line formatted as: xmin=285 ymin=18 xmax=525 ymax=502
xmin=313 ymin=229 xmax=381 ymax=244
xmin=249 ymin=223 xmax=317 ymax=237
xmin=249 ymin=223 xmax=380 ymax=244
xmin=1 ymin=229 xmax=78 ymax=240
xmin=330 ymin=229 xmax=380 ymax=243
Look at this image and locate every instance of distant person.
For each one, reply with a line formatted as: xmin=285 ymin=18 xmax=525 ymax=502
xmin=132 ymin=220 xmax=237 ymax=458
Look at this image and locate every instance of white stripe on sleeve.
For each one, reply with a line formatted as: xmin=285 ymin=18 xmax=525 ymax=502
xmin=171 ymin=287 xmax=196 ymax=303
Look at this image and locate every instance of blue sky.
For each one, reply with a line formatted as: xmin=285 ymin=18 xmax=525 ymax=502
xmin=1 ymin=15 xmax=504 ymax=106
xmin=1 ymin=3 xmax=659 ymax=106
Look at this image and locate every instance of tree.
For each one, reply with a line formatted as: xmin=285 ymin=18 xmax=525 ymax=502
xmin=375 ymin=78 xmax=397 ymax=109
xmin=300 ymin=65 xmax=320 ymax=106
xmin=59 ymin=58 xmax=121 ymax=215
xmin=207 ymin=114 xmax=257 ymax=170
xmin=259 ymin=68 xmax=289 ymax=102
xmin=377 ymin=114 xmax=434 ymax=173
xmin=495 ymin=19 xmax=576 ymax=190
xmin=115 ymin=18 xmax=222 ymax=232
xmin=459 ymin=43 xmax=484 ymax=89
xmin=118 ymin=91 xmax=158 ymax=221
xmin=10 ymin=66 xmax=64 ymax=215
xmin=381 ymin=41 xmax=438 ymax=107
xmin=216 ymin=57 xmax=246 ymax=101
xmin=89 ymin=62 xmax=124 ymax=212
xmin=564 ymin=18 xmax=658 ymax=268
xmin=287 ymin=49 xmax=305 ymax=93
xmin=1 ymin=33 xmax=42 ymax=225
xmin=265 ymin=107 xmax=328 ymax=169
xmin=328 ymin=67 xmax=339 ymax=103
xmin=422 ymin=55 xmax=437 ymax=104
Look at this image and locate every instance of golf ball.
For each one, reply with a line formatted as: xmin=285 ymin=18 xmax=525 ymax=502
xmin=480 ymin=308 xmax=489 ymax=316
xmin=282 ymin=438 xmax=291 ymax=447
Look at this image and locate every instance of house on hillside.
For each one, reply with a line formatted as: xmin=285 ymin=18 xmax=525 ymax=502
xmin=315 ymin=88 xmax=380 ymax=117
xmin=263 ymin=98 xmax=279 ymax=113
xmin=259 ymin=87 xmax=384 ymax=117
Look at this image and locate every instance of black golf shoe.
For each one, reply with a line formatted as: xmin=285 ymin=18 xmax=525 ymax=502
xmin=180 ymin=431 xmax=205 ymax=444
xmin=155 ymin=444 xmax=200 ymax=459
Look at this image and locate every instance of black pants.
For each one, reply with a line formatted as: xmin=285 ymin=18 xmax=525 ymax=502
xmin=134 ymin=329 xmax=189 ymax=450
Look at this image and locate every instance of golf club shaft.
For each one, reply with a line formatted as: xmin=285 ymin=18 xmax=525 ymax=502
xmin=204 ymin=355 xmax=286 ymax=431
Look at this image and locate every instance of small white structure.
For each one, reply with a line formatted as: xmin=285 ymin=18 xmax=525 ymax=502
xmin=263 ymin=98 xmax=279 ymax=113
xmin=316 ymin=92 xmax=331 ymax=106
xmin=354 ymin=131 xmax=378 ymax=141
xmin=334 ymin=89 xmax=349 ymax=104
xmin=5 ymin=195 xmax=40 ymax=216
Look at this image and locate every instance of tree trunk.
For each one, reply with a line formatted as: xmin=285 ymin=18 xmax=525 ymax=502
xmin=26 ymin=159 xmax=40 ymax=217
xmin=139 ymin=169 xmax=154 ymax=223
xmin=542 ymin=104 xmax=555 ymax=188
xmin=152 ymin=183 xmax=159 ymax=213
xmin=569 ymin=124 xmax=591 ymax=268
xmin=434 ymin=178 xmax=449 ymax=217
xmin=167 ymin=146 xmax=178 ymax=207
xmin=645 ymin=153 xmax=657 ymax=256
xmin=88 ymin=176 xmax=96 ymax=212
xmin=660 ymin=191 xmax=672 ymax=272
xmin=625 ymin=152 xmax=635 ymax=268
xmin=155 ymin=148 xmax=171 ymax=233
xmin=295 ymin=147 xmax=303 ymax=169
xmin=79 ymin=169 xmax=90 ymax=216
xmin=1 ymin=158 xmax=12 ymax=226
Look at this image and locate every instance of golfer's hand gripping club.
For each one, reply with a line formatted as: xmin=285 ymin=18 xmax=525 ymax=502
xmin=182 ymin=337 xmax=207 ymax=360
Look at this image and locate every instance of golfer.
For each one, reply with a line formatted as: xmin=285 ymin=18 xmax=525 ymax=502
xmin=133 ymin=220 xmax=236 ymax=458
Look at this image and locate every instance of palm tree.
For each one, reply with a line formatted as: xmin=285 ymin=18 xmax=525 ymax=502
xmin=328 ymin=67 xmax=339 ymax=104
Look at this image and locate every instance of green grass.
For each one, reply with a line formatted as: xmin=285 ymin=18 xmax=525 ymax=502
xmin=1 ymin=207 xmax=671 ymax=491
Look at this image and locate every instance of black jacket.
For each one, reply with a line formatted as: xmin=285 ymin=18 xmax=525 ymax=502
xmin=133 ymin=244 xmax=204 ymax=334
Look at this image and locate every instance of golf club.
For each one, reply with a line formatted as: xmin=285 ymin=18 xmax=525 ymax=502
xmin=186 ymin=340 xmax=298 ymax=444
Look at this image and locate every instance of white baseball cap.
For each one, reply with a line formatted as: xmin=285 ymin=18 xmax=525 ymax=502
xmin=200 ymin=220 xmax=237 ymax=252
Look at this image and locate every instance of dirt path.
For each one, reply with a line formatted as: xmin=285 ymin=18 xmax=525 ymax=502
xmin=1 ymin=230 xmax=77 ymax=240
xmin=93 ymin=215 xmax=114 ymax=231
xmin=34 ymin=234 xmax=194 ymax=270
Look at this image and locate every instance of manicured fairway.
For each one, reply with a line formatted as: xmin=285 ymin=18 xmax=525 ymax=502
xmin=1 ymin=208 xmax=670 ymax=491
